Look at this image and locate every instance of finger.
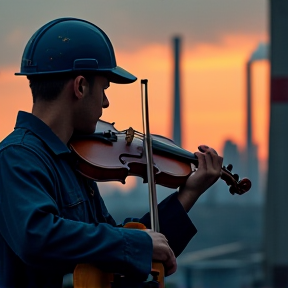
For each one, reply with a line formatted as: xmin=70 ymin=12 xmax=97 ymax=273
xmin=200 ymin=149 xmax=217 ymax=171
xmin=147 ymin=230 xmax=168 ymax=243
xmin=165 ymin=260 xmax=177 ymax=276
xmin=194 ymin=151 xmax=207 ymax=171
xmin=163 ymin=248 xmax=177 ymax=276
xmin=208 ymin=153 xmax=223 ymax=174
xmin=162 ymin=235 xmax=169 ymax=243
xmin=199 ymin=145 xmax=222 ymax=170
xmin=218 ymin=155 xmax=224 ymax=167
xmin=210 ymin=152 xmax=223 ymax=170
xmin=210 ymin=147 xmax=218 ymax=155
xmin=197 ymin=146 xmax=214 ymax=169
xmin=156 ymin=232 xmax=169 ymax=242
xmin=198 ymin=145 xmax=218 ymax=155
xmin=198 ymin=145 xmax=207 ymax=153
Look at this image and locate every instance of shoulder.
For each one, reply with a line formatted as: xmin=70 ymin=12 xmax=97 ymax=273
xmin=0 ymin=131 xmax=58 ymax=198
xmin=1 ymin=127 xmax=50 ymax=155
xmin=0 ymin=128 xmax=54 ymax=172
xmin=0 ymin=128 xmax=27 ymax=151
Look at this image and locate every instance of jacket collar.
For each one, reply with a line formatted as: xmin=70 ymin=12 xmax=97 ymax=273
xmin=15 ymin=111 xmax=70 ymax=155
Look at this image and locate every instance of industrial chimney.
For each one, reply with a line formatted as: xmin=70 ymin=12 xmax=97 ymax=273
xmin=172 ymin=36 xmax=182 ymax=147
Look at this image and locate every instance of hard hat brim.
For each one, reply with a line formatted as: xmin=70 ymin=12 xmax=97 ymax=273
xmin=104 ymin=66 xmax=137 ymax=84
xmin=15 ymin=66 xmax=137 ymax=84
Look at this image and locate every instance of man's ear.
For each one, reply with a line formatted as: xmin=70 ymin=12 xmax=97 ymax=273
xmin=74 ymin=76 xmax=88 ymax=99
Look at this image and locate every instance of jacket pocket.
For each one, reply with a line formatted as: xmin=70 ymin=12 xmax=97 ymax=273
xmin=61 ymin=188 xmax=88 ymax=222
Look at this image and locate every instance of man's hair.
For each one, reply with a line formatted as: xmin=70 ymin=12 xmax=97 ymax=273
xmin=28 ymin=73 xmax=96 ymax=103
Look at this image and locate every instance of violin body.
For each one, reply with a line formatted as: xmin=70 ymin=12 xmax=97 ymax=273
xmin=70 ymin=120 xmax=251 ymax=195
xmin=70 ymin=132 xmax=193 ymax=189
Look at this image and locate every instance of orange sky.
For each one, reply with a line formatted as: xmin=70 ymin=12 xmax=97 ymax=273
xmin=0 ymin=33 xmax=269 ymax=176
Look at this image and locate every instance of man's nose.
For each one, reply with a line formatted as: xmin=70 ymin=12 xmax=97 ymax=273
xmin=103 ymin=94 xmax=109 ymax=108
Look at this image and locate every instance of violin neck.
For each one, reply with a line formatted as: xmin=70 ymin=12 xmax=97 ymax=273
xmin=152 ymin=136 xmax=198 ymax=165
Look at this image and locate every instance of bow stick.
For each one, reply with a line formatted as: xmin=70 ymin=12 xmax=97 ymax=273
xmin=141 ymin=79 xmax=165 ymax=288
xmin=141 ymin=79 xmax=160 ymax=232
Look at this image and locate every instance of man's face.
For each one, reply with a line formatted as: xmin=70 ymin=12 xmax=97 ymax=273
xmin=75 ymin=75 xmax=110 ymax=134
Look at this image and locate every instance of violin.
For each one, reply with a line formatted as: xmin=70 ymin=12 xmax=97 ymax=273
xmin=69 ymin=119 xmax=251 ymax=195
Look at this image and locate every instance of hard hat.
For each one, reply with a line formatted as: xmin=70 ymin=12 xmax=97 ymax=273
xmin=15 ymin=17 xmax=137 ymax=84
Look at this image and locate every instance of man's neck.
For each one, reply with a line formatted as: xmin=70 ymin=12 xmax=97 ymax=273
xmin=32 ymin=101 xmax=74 ymax=145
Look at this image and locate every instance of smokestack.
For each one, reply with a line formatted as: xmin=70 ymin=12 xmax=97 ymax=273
xmin=244 ymin=43 xmax=268 ymax=204
xmin=172 ymin=36 xmax=182 ymax=147
xmin=246 ymin=43 xmax=268 ymax=153
xmin=246 ymin=60 xmax=252 ymax=154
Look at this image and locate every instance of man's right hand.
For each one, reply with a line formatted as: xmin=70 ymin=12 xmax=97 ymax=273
xmin=145 ymin=230 xmax=177 ymax=276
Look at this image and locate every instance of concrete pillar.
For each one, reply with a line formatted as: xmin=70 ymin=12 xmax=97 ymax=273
xmin=265 ymin=1 xmax=288 ymax=286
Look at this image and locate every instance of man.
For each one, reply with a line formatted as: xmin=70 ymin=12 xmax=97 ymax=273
xmin=0 ymin=18 xmax=223 ymax=288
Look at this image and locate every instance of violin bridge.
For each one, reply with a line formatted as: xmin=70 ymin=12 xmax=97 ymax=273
xmin=125 ymin=127 xmax=134 ymax=145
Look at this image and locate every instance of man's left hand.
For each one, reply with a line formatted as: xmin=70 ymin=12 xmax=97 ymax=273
xmin=177 ymin=145 xmax=223 ymax=212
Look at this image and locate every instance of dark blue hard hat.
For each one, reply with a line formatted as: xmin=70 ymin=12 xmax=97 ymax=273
xmin=15 ymin=17 xmax=137 ymax=84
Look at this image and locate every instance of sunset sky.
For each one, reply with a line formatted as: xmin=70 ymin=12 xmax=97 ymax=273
xmin=0 ymin=0 xmax=269 ymax=175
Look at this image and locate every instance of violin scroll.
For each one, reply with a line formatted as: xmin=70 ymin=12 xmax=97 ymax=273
xmin=221 ymin=164 xmax=251 ymax=195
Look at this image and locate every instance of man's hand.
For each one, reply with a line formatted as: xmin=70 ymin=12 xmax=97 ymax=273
xmin=144 ymin=230 xmax=177 ymax=276
xmin=177 ymin=145 xmax=223 ymax=212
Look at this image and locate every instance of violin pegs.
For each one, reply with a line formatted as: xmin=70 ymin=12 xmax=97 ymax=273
xmin=229 ymin=186 xmax=236 ymax=195
xmin=227 ymin=164 xmax=233 ymax=172
xmin=233 ymin=174 xmax=239 ymax=181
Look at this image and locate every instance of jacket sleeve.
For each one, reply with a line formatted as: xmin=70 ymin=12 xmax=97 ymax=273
xmin=0 ymin=145 xmax=152 ymax=280
xmin=139 ymin=192 xmax=197 ymax=257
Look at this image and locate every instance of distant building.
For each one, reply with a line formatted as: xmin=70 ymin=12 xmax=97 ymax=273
xmin=201 ymin=139 xmax=262 ymax=205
